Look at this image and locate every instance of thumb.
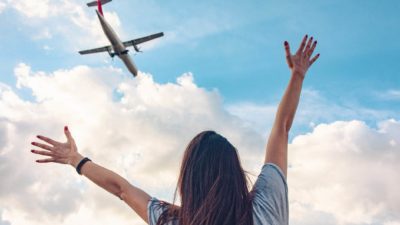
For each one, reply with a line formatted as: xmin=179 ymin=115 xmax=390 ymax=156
xmin=284 ymin=41 xmax=294 ymax=69
xmin=64 ymin=126 xmax=74 ymax=144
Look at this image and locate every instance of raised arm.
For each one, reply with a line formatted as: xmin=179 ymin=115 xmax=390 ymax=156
xmin=31 ymin=126 xmax=151 ymax=223
xmin=265 ymin=35 xmax=320 ymax=177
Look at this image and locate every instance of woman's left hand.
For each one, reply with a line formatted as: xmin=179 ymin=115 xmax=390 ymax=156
xmin=31 ymin=126 xmax=83 ymax=167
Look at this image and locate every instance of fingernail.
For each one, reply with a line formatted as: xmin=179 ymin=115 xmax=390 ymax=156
xmin=284 ymin=41 xmax=288 ymax=45
xmin=305 ymin=34 xmax=308 ymax=38
xmin=36 ymin=135 xmax=40 ymax=138
xmin=64 ymin=126 xmax=68 ymax=131
xmin=31 ymin=150 xmax=34 ymax=153
xmin=31 ymin=142 xmax=35 ymax=145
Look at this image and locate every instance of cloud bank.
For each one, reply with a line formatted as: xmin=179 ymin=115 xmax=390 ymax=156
xmin=289 ymin=120 xmax=400 ymax=225
xmin=0 ymin=64 xmax=263 ymax=225
xmin=0 ymin=64 xmax=399 ymax=225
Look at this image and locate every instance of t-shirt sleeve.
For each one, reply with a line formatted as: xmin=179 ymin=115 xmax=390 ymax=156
xmin=147 ymin=197 xmax=168 ymax=225
xmin=252 ymin=163 xmax=289 ymax=225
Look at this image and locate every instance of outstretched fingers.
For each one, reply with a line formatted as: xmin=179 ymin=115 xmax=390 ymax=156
xmin=36 ymin=158 xmax=56 ymax=163
xmin=296 ymin=34 xmax=308 ymax=55
xmin=37 ymin=135 xmax=61 ymax=146
xmin=304 ymin=36 xmax=313 ymax=57
xmin=31 ymin=141 xmax=53 ymax=151
xmin=310 ymin=53 xmax=320 ymax=66
xmin=308 ymin=40 xmax=318 ymax=59
xmin=31 ymin=149 xmax=54 ymax=157
xmin=284 ymin=41 xmax=293 ymax=68
xmin=32 ymin=126 xmax=76 ymax=164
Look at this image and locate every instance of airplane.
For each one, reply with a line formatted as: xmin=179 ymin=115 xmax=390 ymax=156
xmin=79 ymin=0 xmax=164 ymax=77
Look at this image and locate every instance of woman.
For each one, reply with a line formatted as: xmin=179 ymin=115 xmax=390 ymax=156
xmin=31 ymin=35 xmax=319 ymax=225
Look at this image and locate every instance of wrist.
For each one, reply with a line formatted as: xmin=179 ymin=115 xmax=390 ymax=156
xmin=69 ymin=153 xmax=84 ymax=168
xmin=291 ymin=70 xmax=306 ymax=80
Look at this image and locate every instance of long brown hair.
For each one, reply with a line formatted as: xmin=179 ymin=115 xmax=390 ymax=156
xmin=156 ymin=131 xmax=254 ymax=225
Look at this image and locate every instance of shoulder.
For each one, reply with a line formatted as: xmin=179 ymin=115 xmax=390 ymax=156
xmin=148 ymin=197 xmax=178 ymax=225
xmin=252 ymin=163 xmax=289 ymax=225
xmin=254 ymin=163 xmax=287 ymax=191
xmin=148 ymin=197 xmax=168 ymax=225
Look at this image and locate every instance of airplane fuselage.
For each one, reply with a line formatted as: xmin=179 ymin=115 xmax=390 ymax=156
xmin=95 ymin=10 xmax=138 ymax=76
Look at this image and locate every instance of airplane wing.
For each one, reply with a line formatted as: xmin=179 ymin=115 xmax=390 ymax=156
xmin=123 ymin=32 xmax=164 ymax=47
xmin=79 ymin=45 xmax=112 ymax=55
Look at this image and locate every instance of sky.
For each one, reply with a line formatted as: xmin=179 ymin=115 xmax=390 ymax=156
xmin=0 ymin=0 xmax=399 ymax=225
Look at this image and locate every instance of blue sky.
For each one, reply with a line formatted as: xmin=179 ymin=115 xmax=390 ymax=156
xmin=1 ymin=0 xmax=399 ymax=138
xmin=0 ymin=1 xmax=399 ymax=225
xmin=1 ymin=0 xmax=399 ymax=107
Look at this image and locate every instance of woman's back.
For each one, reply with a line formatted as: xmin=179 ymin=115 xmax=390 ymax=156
xmin=148 ymin=163 xmax=288 ymax=225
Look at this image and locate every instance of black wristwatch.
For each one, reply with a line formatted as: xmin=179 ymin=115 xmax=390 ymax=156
xmin=76 ymin=157 xmax=92 ymax=175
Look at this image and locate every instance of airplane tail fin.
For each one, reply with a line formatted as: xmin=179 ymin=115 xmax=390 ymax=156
xmin=86 ymin=0 xmax=112 ymax=16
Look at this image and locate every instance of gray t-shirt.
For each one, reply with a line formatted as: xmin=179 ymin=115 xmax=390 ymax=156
xmin=147 ymin=163 xmax=289 ymax=225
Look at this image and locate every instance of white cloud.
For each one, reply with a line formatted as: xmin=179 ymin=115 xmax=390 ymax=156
xmin=0 ymin=64 xmax=399 ymax=225
xmin=385 ymin=222 xmax=400 ymax=225
xmin=7 ymin=0 xmax=53 ymax=18
xmin=0 ymin=1 xmax=6 ymax=14
xmin=289 ymin=120 xmax=400 ymax=225
xmin=0 ymin=210 xmax=11 ymax=225
xmin=1 ymin=63 xmax=263 ymax=225
xmin=6 ymin=0 xmax=124 ymax=49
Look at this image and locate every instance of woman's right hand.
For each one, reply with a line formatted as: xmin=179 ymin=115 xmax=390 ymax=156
xmin=31 ymin=126 xmax=83 ymax=168
xmin=31 ymin=126 xmax=152 ymax=223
